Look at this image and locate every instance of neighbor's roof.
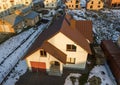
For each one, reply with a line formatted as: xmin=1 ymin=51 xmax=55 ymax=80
xmin=18 ymin=7 xmax=31 ymax=13
xmin=24 ymin=14 xmax=92 ymax=63
xmin=1 ymin=14 xmax=23 ymax=26
xmin=25 ymin=11 xmax=39 ymax=19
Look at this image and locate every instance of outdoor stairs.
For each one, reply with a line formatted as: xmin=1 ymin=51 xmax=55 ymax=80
xmin=48 ymin=67 xmax=62 ymax=76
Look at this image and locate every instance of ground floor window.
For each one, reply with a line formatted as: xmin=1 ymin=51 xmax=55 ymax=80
xmin=67 ymin=57 xmax=75 ymax=64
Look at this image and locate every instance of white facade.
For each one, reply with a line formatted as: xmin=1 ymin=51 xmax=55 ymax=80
xmin=26 ymin=49 xmax=63 ymax=74
xmin=48 ymin=32 xmax=88 ymax=69
xmin=26 ymin=32 xmax=88 ymax=76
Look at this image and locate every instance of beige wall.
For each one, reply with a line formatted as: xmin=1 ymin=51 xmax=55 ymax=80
xmin=0 ymin=21 xmax=15 ymax=33
xmin=65 ymin=0 xmax=80 ymax=9
xmin=48 ymin=32 xmax=88 ymax=69
xmin=25 ymin=16 xmax=39 ymax=26
xmin=44 ymin=0 xmax=59 ymax=8
xmin=0 ymin=0 xmax=32 ymax=16
xmin=26 ymin=49 xmax=63 ymax=74
xmin=87 ymin=0 xmax=104 ymax=10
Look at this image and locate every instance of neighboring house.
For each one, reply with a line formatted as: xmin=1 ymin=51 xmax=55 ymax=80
xmin=0 ymin=0 xmax=32 ymax=17
xmin=15 ymin=7 xmax=39 ymax=27
xmin=65 ymin=0 xmax=80 ymax=9
xmin=86 ymin=0 xmax=104 ymax=10
xmin=24 ymin=14 xmax=92 ymax=76
xmin=32 ymin=1 xmax=44 ymax=12
xmin=44 ymin=0 xmax=62 ymax=9
xmin=105 ymin=0 xmax=120 ymax=8
xmin=0 ymin=14 xmax=24 ymax=33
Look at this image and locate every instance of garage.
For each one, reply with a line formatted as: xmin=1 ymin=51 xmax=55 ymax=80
xmin=30 ymin=61 xmax=46 ymax=72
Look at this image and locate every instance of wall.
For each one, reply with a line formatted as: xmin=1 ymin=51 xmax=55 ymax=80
xmin=25 ymin=49 xmax=63 ymax=74
xmin=65 ymin=0 xmax=80 ymax=9
xmin=87 ymin=0 xmax=104 ymax=10
xmin=48 ymin=32 xmax=88 ymax=69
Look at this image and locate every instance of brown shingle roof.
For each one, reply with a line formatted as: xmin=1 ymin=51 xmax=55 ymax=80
xmin=24 ymin=14 xmax=92 ymax=61
xmin=41 ymin=42 xmax=67 ymax=64
xmin=60 ymin=17 xmax=92 ymax=54
xmin=24 ymin=15 xmax=64 ymax=58
xmin=65 ymin=14 xmax=93 ymax=43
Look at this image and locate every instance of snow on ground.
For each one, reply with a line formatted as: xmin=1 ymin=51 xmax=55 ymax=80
xmin=64 ymin=73 xmax=81 ymax=85
xmin=67 ymin=9 xmax=120 ymax=44
xmin=0 ymin=24 xmax=47 ymax=84
xmin=2 ymin=60 xmax=27 ymax=85
xmin=86 ymin=65 xmax=116 ymax=85
xmin=0 ymin=29 xmax=34 ymax=64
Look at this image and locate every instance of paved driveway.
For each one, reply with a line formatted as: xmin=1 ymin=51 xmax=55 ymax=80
xmin=15 ymin=68 xmax=88 ymax=85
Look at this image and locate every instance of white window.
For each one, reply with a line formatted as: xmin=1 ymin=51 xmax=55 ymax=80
xmin=67 ymin=57 xmax=75 ymax=64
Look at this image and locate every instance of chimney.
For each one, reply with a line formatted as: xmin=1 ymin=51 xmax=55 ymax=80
xmin=70 ymin=19 xmax=76 ymax=29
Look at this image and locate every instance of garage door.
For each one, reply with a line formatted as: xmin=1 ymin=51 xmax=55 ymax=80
xmin=30 ymin=61 xmax=46 ymax=72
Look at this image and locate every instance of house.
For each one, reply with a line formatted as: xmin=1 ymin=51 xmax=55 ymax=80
xmin=44 ymin=0 xmax=62 ymax=9
xmin=24 ymin=14 xmax=92 ymax=76
xmin=86 ymin=0 xmax=104 ymax=10
xmin=0 ymin=14 xmax=24 ymax=33
xmin=105 ymin=0 xmax=120 ymax=8
xmin=15 ymin=7 xmax=39 ymax=27
xmin=32 ymin=1 xmax=44 ymax=12
xmin=101 ymin=40 xmax=120 ymax=85
xmin=65 ymin=0 xmax=80 ymax=9
xmin=0 ymin=0 xmax=32 ymax=17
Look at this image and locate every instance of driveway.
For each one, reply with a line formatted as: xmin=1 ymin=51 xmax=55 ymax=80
xmin=15 ymin=68 xmax=88 ymax=85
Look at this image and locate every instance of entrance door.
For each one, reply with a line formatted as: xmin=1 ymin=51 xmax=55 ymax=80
xmin=30 ymin=61 xmax=46 ymax=72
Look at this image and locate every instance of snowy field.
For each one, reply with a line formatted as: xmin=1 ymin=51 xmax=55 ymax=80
xmin=67 ymin=9 xmax=120 ymax=44
xmin=0 ymin=24 xmax=47 ymax=84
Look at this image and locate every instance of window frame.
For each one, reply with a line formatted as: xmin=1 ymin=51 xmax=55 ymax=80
xmin=40 ymin=49 xmax=47 ymax=57
xmin=67 ymin=57 xmax=76 ymax=64
xmin=66 ymin=44 xmax=77 ymax=52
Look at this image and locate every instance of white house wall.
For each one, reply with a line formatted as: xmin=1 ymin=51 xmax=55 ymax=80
xmin=44 ymin=0 xmax=61 ymax=8
xmin=26 ymin=49 xmax=63 ymax=73
xmin=48 ymin=32 xmax=88 ymax=69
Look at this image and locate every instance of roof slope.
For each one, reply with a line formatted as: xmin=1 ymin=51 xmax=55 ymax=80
xmin=25 ymin=11 xmax=39 ymax=19
xmin=41 ymin=42 xmax=67 ymax=64
xmin=65 ymin=14 xmax=93 ymax=43
xmin=24 ymin=15 xmax=64 ymax=58
xmin=60 ymin=17 xmax=92 ymax=54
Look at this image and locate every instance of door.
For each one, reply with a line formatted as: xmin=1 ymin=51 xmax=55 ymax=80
xmin=30 ymin=61 xmax=46 ymax=72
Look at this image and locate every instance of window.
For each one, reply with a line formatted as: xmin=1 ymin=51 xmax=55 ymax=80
xmin=90 ymin=5 xmax=93 ymax=8
xmin=98 ymin=5 xmax=100 ymax=8
xmin=91 ymin=1 xmax=93 ymax=4
xmin=76 ymin=5 xmax=78 ymax=8
xmin=52 ymin=4 xmax=54 ymax=6
xmin=25 ymin=2 xmax=28 ymax=4
xmin=40 ymin=50 xmax=47 ymax=57
xmin=98 ymin=1 xmax=100 ymax=4
xmin=118 ymin=4 xmax=120 ymax=7
xmin=66 ymin=44 xmax=76 ymax=51
xmin=67 ymin=57 xmax=75 ymax=64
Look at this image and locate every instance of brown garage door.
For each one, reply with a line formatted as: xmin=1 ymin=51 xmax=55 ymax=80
xmin=30 ymin=61 xmax=46 ymax=72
